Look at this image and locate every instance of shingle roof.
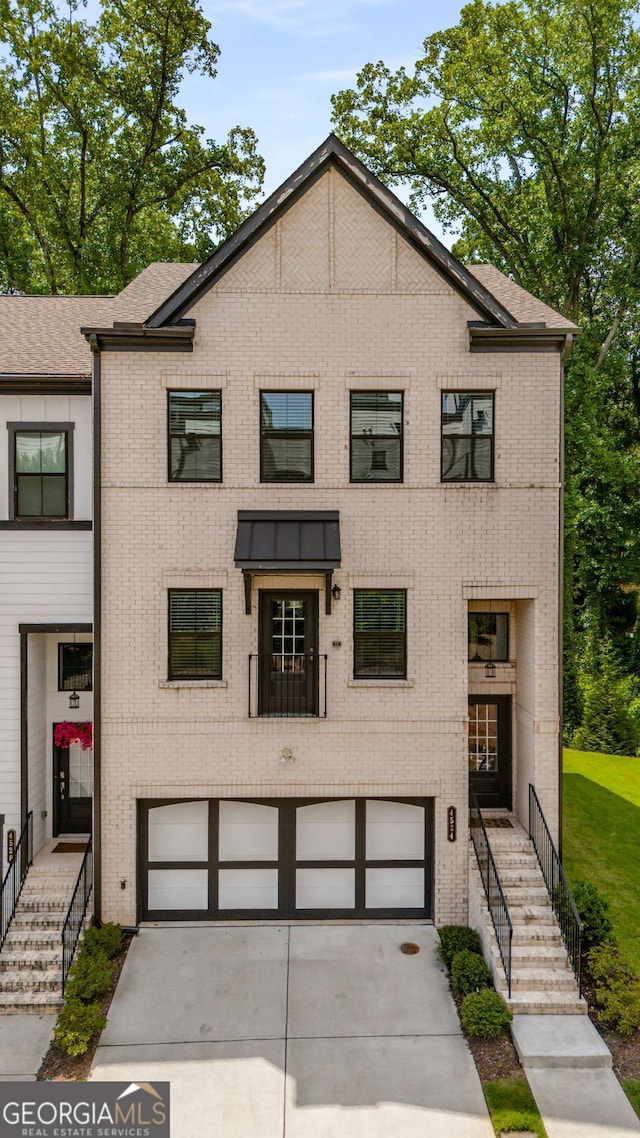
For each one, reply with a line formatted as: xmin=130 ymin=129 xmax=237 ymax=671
xmin=466 ymin=264 xmax=578 ymax=331
xmin=0 ymin=263 xmax=196 ymax=376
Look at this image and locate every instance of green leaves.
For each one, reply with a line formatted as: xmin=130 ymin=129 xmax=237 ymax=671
xmin=0 ymin=0 xmax=264 ymax=294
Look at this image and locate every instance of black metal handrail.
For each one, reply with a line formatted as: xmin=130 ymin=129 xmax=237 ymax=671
xmin=61 ymin=840 xmax=93 ymax=995
xmin=248 ymin=653 xmax=328 ymax=718
xmin=529 ymin=784 xmax=582 ymax=993
xmin=469 ymin=788 xmax=513 ymax=997
xmin=0 ymin=812 xmax=33 ymax=951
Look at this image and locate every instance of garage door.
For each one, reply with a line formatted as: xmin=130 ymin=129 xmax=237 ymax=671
xmin=139 ymin=797 xmax=434 ymax=921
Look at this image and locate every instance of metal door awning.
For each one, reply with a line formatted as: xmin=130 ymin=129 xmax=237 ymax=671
xmin=234 ymin=511 xmax=341 ymax=613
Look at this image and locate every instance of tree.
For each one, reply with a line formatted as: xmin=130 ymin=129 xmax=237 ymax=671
xmin=0 ymin=0 xmax=264 ymax=294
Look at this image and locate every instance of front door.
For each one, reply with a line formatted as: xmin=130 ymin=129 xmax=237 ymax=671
xmin=258 ymin=591 xmax=319 ymax=716
xmin=53 ymin=731 xmax=93 ymax=835
xmin=468 ymin=696 xmax=512 ymax=809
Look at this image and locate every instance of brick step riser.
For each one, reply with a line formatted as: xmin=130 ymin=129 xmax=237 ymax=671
xmin=0 ymin=978 xmax=62 ymax=994
xmin=505 ymin=1001 xmax=586 ymax=1016
xmin=0 ymin=1001 xmax=62 ymax=1015
xmin=9 ymin=918 xmax=64 ymax=931
xmin=511 ymin=977 xmax=578 ymax=993
xmin=0 ymin=957 xmax=60 ymax=972
xmin=3 ymin=936 xmax=61 ymax=950
xmin=491 ymin=952 xmax=572 ymax=972
xmin=16 ymin=902 xmax=69 ymax=913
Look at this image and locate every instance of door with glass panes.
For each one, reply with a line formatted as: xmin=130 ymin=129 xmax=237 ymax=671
xmin=468 ymin=696 xmax=512 ymax=808
xmin=258 ymin=591 xmax=318 ymax=716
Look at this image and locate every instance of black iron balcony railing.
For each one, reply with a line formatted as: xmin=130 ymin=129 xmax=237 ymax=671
xmin=529 ymin=783 xmax=582 ymax=994
xmin=0 ymin=812 xmax=33 ymax=951
xmin=61 ymin=839 xmax=93 ymax=995
xmin=469 ymin=787 xmax=513 ymax=997
xmin=248 ymin=653 xmax=327 ymax=717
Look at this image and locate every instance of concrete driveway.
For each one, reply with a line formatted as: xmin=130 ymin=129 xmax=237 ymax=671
xmin=91 ymin=924 xmax=493 ymax=1138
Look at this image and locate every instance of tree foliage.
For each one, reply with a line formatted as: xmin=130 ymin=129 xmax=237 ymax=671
xmin=0 ymin=0 xmax=264 ymax=294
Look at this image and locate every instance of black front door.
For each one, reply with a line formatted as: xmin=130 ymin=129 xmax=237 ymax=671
xmin=258 ymin=591 xmax=319 ymax=716
xmin=53 ymin=730 xmax=93 ymax=835
xmin=468 ymin=696 xmax=512 ymax=809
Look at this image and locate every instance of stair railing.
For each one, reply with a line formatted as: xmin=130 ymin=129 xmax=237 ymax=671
xmin=469 ymin=788 xmax=513 ymax=997
xmin=0 ymin=812 xmax=33 ymax=951
xmin=528 ymin=784 xmax=582 ymax=994
xmin=61 ymin=839 xmax=93 ymax=995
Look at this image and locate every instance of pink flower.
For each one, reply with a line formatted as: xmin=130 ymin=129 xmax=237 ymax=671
xmin=54 ymin=721 xmax=93 ymax=751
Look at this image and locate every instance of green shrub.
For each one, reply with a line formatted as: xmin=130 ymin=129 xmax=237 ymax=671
xmin=82 ymin=922 xmax=123 ymax=960
xmin=571 ymin=881 xmax=613 ymax=950
xmin=451 ymin=949 xmax=492 ymax=994
xmin=64 ymin=949 xmax=114 ymax=1002
xmin=460 ymin=989 xmax=512 ymax=1038
xmin=588 ymin=942 xmax=640 ymax=1036
xmin=438 ymin=925 xmax=482 ymax=970
xmin=53 ymin=998 xmax=107 ymax=1057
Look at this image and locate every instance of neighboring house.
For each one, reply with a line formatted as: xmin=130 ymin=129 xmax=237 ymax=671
xmin=0 ymin=135 xmax=578 ymax=937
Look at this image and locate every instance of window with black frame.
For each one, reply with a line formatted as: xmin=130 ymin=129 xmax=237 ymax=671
xmin=354 ymin=590 xmax=407 ymax=678
xmin=58 ymin=643 xmax=93 ymax=691
xmin=12 ymin=429 xmax=68 ymax=518
xmin=441 ymin=392 xmax=494 ymax=481
xmin=168 ymin=391 xmax=221 ymax=482
xmin=468 ymin=613 xmax=509 ymax=662
xmin=350 ymin=391 xmax=403 ymax=481
xmin=169 ymin=590 xmax=222 ymax=680
xmin=260 ymin=392 xmax=313 ymax=482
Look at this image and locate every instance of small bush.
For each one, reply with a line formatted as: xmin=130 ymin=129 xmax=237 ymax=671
xmin=460 ymin=989 xmax=512 ymax=1038
xmin=82 ymin=922 xmax=123 ymax=960
xmin=588 ymin=942 xmax=640 ymax=1036
xmin=438 ymin=925 xmax=482 ymax=970
xmin=571 ymin=881 xmax=613 ymax=950
xmin=64 ymin=949 xmax=114 ymax=1002
xmin=451 ymin=949 xmax=492 ymax=995
xmin=53 ymin=998 xmax=107 ymax=1057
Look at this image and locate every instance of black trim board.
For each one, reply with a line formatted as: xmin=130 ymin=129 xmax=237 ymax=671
xmin=0 ymin=376 xmax=91 ymax=395
xmin=145 ymin=135 xmax=519 ymax=330
xmin=0 ymin=521 xmax=91 ymax=531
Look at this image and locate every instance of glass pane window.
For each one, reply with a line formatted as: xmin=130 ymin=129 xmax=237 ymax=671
xmin=169 ymin=589 xmax=222 ymax=679
xmin=469 ymin=703 xmax=499 ymax=772
xmin=169 ymin=391 xmax=221 ymax=481
xmin=354 ymin=590 xmax=407 ymax=678
xmin=441 ymin=392 xmax=494 ymax=482
xmin=468 ymin=613 xmax=509 ymax=662
xmin=260 ymin=392 xmax=313 ymax=482
xmin=351 ymin=392 xmax=403 ymax=481
xmin=14 ymin=431 xmax=68 ymax=517
xmin=59 ymin=643 xmax=93 ymax=691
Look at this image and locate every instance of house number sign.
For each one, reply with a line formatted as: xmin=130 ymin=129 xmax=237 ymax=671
xmin=447 ymin=806 xmax=456 ymax=842
xmin=7 ymin=828 xmax=15 ymax=863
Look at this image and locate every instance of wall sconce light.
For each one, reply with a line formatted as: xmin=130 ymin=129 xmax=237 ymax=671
xmin=484 ymin=661 xmax=496 ymax=679
xmin=69 ymin=690 xmax=80 ymax=710
xmin=331 ymin=583 xmax=342 ymax=601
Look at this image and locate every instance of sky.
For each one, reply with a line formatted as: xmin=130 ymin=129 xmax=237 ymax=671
xmin=188 ymin=0 xmax=468 ymax=243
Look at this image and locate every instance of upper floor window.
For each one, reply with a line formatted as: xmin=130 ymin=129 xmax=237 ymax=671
xmin=260 ymin=392 xmax=313 ymax=482
xmin=350 ymin=392 xmax=403 ymax=482
xmin=9 ymin=425 xmax=71 ymax=519
xmin=441 ymin=392 xmax=494 ymax=482
xmin=59 ymin=643 xmax=93 ymax=691
xmin=353 ymin=589 xmax=407 ymax=679
xmin=169 ymin=391 xmax=221 ymax=482
xmin=468 ymin=613 xmax=509 ymax=662
xmin=168 ymin=589 xmax=222 ymax=680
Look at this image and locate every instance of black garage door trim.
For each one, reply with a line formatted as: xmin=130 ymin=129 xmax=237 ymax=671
xmin=138 ymin=797 xmax=434 ymax=922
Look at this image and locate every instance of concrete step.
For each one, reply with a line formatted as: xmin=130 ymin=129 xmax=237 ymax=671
xmin=0 ymin=951 xmax=60 ymax=972
xmin=511 ymin=968 xmax=578 ymax=992
xmin=0 ymin=970 xmax=62 ymax=993
xmin=509 ymin=906 xmax=558 ymax=925
xmin=499 ymin=867 xmax=545 ymax=885
xmin=9 ymin=914 xmax=64 ymax=931
xmin=505 ymin=990 xmax=587 ymax=1015
xmin=3 ymin=930 xmax=60 ymax=950
xmin=0 ymin=991 xmax=62 ymax=1014
xmin=511 ymin=1014 xmax=613 ymax=1070
xmin=16 ymin=896 xmax=69 ymax=912
xmin=503 ymin=886 xmax=551 ymax=905
xmin=513 ymin=928 xmax=564 ymax=947
xmin=510 ymin=945 xmax=572 ymax=965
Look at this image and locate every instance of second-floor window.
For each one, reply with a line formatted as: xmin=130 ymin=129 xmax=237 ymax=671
xmin=169 ymin=391 xmax=221 ymax=482
xmin=59 ymin=643 xmax=93 ymax=691
xmin=350 ymin=391 xmax=403 ymax=481
xmin=260 ymin=392 xmax=313 ymax=482
xmin=468 ymin=613 xmax=509 ymax=662
xmin=441 ymin=392 xmax=494 ymax=482
xmin=12 ymin=427 xmax=70 ymax=519
xmin=168 ymin=589 xmax=223 ymax=680
xmin=353 ymin=590 xmax=407 ymax=678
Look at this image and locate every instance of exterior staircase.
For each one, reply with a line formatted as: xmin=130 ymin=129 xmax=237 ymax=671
xmin=471 ymin=817 xmax=586 ymax=1015
xmin=0 ymin=844 xmax=89 ymax=1014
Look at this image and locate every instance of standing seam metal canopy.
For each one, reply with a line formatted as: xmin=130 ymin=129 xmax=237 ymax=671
xmin=234 ymin=511 xmax=340 ymax=570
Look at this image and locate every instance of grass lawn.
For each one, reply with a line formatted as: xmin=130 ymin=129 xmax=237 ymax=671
xmin=563 ymin=749 xmax=640 ymax=973
xmin=483 ymin=1078 xmax=546 ymax=1136
xmin=624 ymin=1080 xmax=640 ymax=1119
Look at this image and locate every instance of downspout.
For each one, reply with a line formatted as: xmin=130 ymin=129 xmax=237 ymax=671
xmin=90 ymin=335 xmax=102 ymax=922
xmin=558 ymin=334 xmax=572 ymax=855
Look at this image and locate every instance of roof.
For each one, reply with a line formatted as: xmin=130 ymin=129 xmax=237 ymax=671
xmin=0 ymin=263 xmax=196 ymax=376
xmin=234 ymin=511 xmax=341 ymax=570
xmin=466 ymin=265 xmax=578 ymax=331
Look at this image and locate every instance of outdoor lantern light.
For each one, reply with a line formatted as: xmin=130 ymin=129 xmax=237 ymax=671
xmin=484 ymin=661 xmax=496 ymax=679
xmin=331 ymin=583 xmax=342 ymax=601
xmin=69 ymin=690 xmax=80 ymax=709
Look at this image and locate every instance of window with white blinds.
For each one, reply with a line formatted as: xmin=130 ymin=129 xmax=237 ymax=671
xmin=350 ymin=392 xmax=403 ymax=482
xmin=353 ymin=590 xmax=407 ymax=678
xmin=168 ymin=589 xmax=222 ymax=680
xmin=169 ymin=391 xmax=221 ymax=482
xmin=260 ymin=392 xmax=313 ymax=482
